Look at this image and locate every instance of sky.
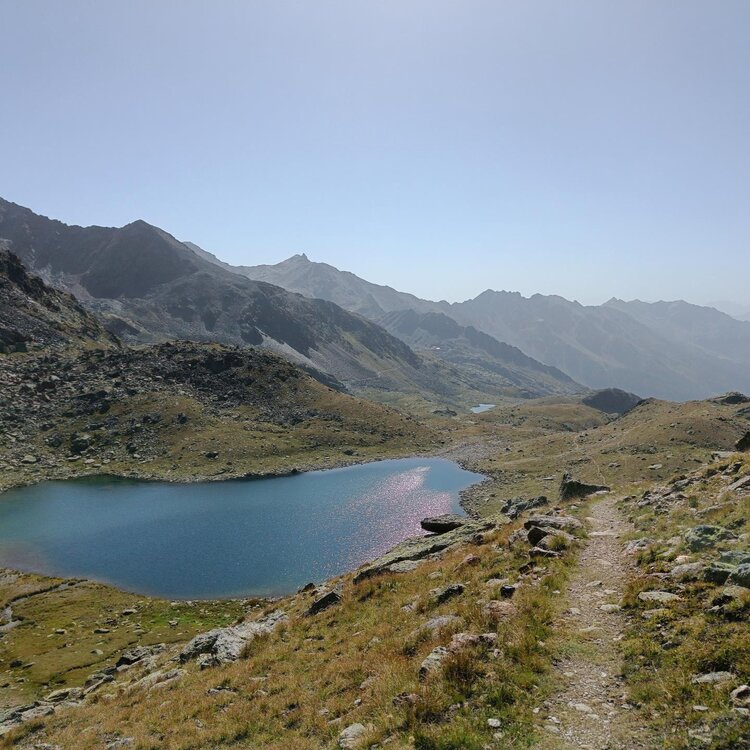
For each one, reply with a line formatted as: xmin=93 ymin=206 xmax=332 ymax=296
xmin=1 ymin=1 xmax=749 ymax=307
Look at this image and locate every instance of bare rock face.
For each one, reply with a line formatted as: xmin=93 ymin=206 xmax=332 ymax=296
xmin=736 ymin=431 xmax=750 ymax=452
xmin=560 ymin=473 xmax=610 ymax=500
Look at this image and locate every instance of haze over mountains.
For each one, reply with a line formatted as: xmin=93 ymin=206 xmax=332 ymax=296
xmin=0 ymin=198 xmax=581 ymax=404
xmin=2 ymin=196 xmax=748 ymax=403
xmin=234 ymin=252 xmax=750 ymax=401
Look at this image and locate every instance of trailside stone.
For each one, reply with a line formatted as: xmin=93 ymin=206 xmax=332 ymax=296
xmin=692 ymin=671 xmax=735 ymax=685
xmin=180 ymin=610 xmax=286 ymax=665
xmin=420 ymin=514 xmax=466 ymax=533
xmin=353 ymin=520 xmax=496 ymax=583
xmin=728 ymin=563 xmax=750 ymax=588
xmin=419 ymin=646 xmax=450 ymax=680
xmin=524 ymin=515 xmax=582 ymax=533
xmin=559 ymin=473 xmax=610 ymax=500
xmin=538 ymin=529 xmax=575 ymax=551
xmin=638 ymin=591 xmax=681 ymax=604
xmin=703 ymin=563 xmax=736 ymax=585
xmin=483 ymin=600 xmax=516 ymax=623
xmin=338 ymin=723 xmax=367 ymax=749
xmin=500 ymin=495 xmax=548 ymax=519
xmin=670 ymin=562 xmax=705 ymax=580
xmin=684 ymin=525 xmax=736 ymax=552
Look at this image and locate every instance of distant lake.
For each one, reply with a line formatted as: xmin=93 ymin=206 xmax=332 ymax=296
xmin=0 ymin=458 xmax=482 ymax=599
xmin=470 ymin=403 xmax=496 ymax=413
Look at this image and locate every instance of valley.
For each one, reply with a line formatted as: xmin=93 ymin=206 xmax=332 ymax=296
xmin=0 ymin=205 xmax=749 ymax=749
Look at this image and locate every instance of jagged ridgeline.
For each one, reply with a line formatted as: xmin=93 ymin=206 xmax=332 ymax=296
xmin=0 ymin=198 xmax=583 ymax=405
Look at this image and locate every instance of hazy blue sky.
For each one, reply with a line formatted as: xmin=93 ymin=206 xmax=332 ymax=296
xmin=2 ymin=1 xmax=748 ymax=306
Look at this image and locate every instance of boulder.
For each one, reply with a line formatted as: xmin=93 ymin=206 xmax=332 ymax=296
xmin=483 ymin=600 xmax=516 ymax=623
xmin=692 ymin=671 xmax=735 ymax=685
xmin=728 ymin=563 xmax=750 ymax=588
xmin=419 ymin=646 xmax=451 ymax=681
xmin=499 ymin=495 xmax=548 ymax=519
xmin=524 ymin=515 xmax=582 ymax=533
xmin=354 ymin=519 xmax=497 ymax=583
xmin=560 ymin=473 xmax=610 ymax=500
xmin=307 ymin=588 xmax=342 ymax=616
xmin=720 ymin=550 xmax=750 ymax=566
xmin=429 ymin=583 xmax=465 ymax=605
xmin=714 ymin=392 xmax=750 ymax=405
xmin=703 ymin=563 xmax=736 ymax=585
xmin=684 ymin=525 xmax=736 ymax=552
xmin=180 ymin=610 xmax=286 ymax=665
xmin=420 ymin=514 xmax=466 ymax=533
xmin=670 ymin=562 xmax=705 ymax=580
xmin=338 ymin=723 xmax=368 ymax=749
xmin=418 ymin=632 xmax=497 ymax=681
xmin=736 ymin=432 xmax=750 ymax=452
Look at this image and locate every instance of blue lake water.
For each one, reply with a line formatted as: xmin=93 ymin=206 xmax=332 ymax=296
xmin=470 ymin=403 xmax=496 ymax=413
xmin=0 ymin=458 xmax=482 ymax=599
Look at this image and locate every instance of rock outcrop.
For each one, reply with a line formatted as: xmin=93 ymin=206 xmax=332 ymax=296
xmin=559 ymin=473 xmax=610 ymax=500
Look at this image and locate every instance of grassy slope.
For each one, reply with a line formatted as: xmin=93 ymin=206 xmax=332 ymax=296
xmin=1 ymin=395 xmax=747 ymax=748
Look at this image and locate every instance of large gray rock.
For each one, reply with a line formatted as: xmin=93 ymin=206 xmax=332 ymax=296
xmin=353 ymin=518 xmax=500 ymax=583
xmin=420 ymin=514 xmax=466 ymax=533
xmin=684 ymin=525 xmax=736 ymax=552
xmin=670 ymin=562 xmax=705 ymax=580
xmin=338 ymin=723 xmax=368 ymax=749
xmin=180 ymin=610 xmax=286 ymax=666
xmin=429 ymin=583 xmax=465 ymax=605
xmin=638 ymin=591 xmax=681 ymax=604
xmin=703 ymin=563 xmax=736 ymax=585
xmin=736 ymin=432 xmax=750 ymax=452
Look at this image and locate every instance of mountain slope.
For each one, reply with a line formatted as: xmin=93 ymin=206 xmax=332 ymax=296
xmin=203 ymin=251 xmax=584 ymax=397
xmin=0 ymin=200 xmax=431 ymax=396
xmin=377 ymin=309 xmax=580 ymax=397
xmin=237 ymin=253 xmax=750 ymax=400
xmin=605 ymin=298 xmax=750 ymax=369
xmin=0 ymin=244 xmax=119 ymax=353
xmin=445 ymin=290 xmax=750 ymax=401
xmin=235 ymin=252 xmax=441 ymax=318
xmin=0 ymin=199 xmax=584 ymax=405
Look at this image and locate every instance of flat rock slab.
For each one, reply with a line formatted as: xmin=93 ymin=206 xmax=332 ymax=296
xmin=638 ymin=590 xmax=681 ymax=604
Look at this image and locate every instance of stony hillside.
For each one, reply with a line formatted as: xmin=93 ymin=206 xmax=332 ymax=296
xmin=1 ymin=394 xmax=748 ymax=749
xmin=0 ymin=340 xmax=437 ymax=494
xmin=0 ymin=245 xmax=118 ymax=353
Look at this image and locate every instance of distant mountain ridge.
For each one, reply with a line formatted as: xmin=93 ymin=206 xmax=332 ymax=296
xmin=0 ymin=198 xmax=581 ymax=404
xmin=232 ymin=252 xmax=750 ymax=401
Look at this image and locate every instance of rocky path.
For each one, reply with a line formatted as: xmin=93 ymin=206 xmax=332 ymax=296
xmin=536 ymin=496 xmax=657 ymax=749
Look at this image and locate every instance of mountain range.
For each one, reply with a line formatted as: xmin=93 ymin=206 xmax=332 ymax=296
xmin=0 ymin=198 xmax=581 ymax=405
xmin=232 ymin=252 xmax=750 ymax=400
xmin=3 ymin=196 xmax=748 ymax=402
